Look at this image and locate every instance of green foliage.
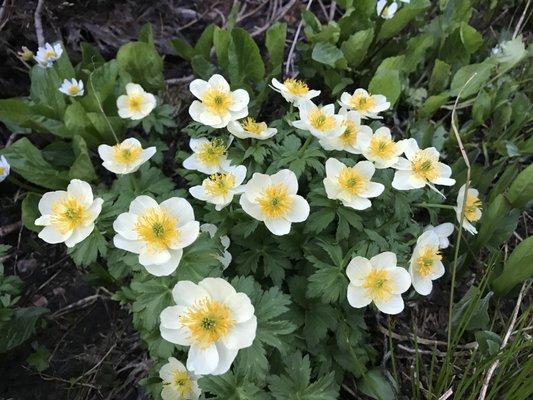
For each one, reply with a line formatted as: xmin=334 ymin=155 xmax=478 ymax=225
xmin=491 ymin=236 xmax=533 ymax=296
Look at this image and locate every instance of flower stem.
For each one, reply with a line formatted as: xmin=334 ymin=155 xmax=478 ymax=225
xmin=131 ymin=172 xmax=141 ymax=194
xmin=298 ymin=135 xmax=313 ymax=155
xmin=413 ymin=202 xmax=455 ymax=210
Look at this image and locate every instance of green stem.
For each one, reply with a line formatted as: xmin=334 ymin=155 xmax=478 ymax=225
xmin=298 ymin=135 xmax=313 ymax=155
xmin=413 ymin=202 xmax=455 ymax=210
xmin=388 ymin=316 xmax=399 ymax=384
xmin=131 ymin=172 xmax=141 ymax=194
xmin=7 ymin=176 xmax=44 ymax=193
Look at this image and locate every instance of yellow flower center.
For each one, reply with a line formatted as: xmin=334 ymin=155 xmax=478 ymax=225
xmin=464 ymin=194 xmax=482 ymax=222
xmin=67 ymin=85 xmax=80 ymax=95
xmin=257 ymin=183 xmax=293 ymax=219
xmin=309 ymin=108 xmax=336 ymax=132
xmin=135 ymin=208 xmax=178 ymax=252
xmin=197 ymin=139 xmax=227 ymax=167
xmin=203 ymin=88 xmax=232 ymax=116
xmin=44 ymin=49 xmax=57 ymax=61
xmin=283 ymin=79 xmax=309 ymax=96
xmin=0 ymin=167 xmax=4 ymax=175
xmin=113 ymin=143 xmax=142 ymax=166
xmin=411 ymin=150 xmax=439 ymax=181
xmin=415 ymin=246 xmax=442 ymax=277
xmin=340 ymin=120 xmax=357 ymax=146
xmin=337 ymin=167 xmax=367 ymax=195
xmin=50 ymin=196 xmax=89 ymax=234
xmin=167 ymin=371 xmax=192 ymax=397
xmin=350 ymin=94 xmax=376 ymax=111
xmin=363 ymin=268 xmax=394 ymax=302
xmin=127 ymin=94 xmax=143 ymax=113
xmin=179 ymin=298 xmax=235 ymax=348
xmin=204 ymin=173 xmax=236 ymax=197
xmin=368 ymin=137 xmax=396 ymax=159
xmin=241 ymin=117 xmax=265 ymax=135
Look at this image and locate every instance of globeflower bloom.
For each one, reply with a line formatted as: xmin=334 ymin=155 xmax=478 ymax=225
xmin=227 ymin=118 xmax=277 ymax=140
xmin=423 ymin=223 xmax=454 ymax=249
xmin=339 ymin=88 xmax=390 ymax=119
xmin=183 ymin=138 xmax=230 ymax=175
xmin=34 ymin=42 xmax=63 ymax=67
xmin=117 ymin=83 xmax=156 ymax=120
xmin=359 ymin=127 xmax=407 ymax=168
xmin=239 ymin=169 xmax=310 ymax=236
xmin=455 ymin=183 xmax=482 ymax=235
xmin=292 ymin=101 xmax=344 ymax=139
xmin=59 ymin=78 xmax=84 ymax=97
xmin=189 ymin=165 xmax=247 ymax=210
xmin=409 ymin=231 xmax=445 ymax=295
xmin=159 ymin=357 xmax=201 ymax=400
xmin=323 ymin=158 xmax=384 ymax=210
xmin=159 ymin=278 xmax=257 ymax=375
xmin=270 ymin=78 xmax=320 ymax=105
xmin=97 ymin=138 xmax=156 ymax=175
xmin=0 ymin=155 xmax=10 ymax=182
xmin=377 ymin=0 xmax=398 ymax=19
xmin=318 ymin=108 xmax=372 ymax=154
xmin=35 ymin=179 xmax=103 ymax=247
xmin=189 ymin=74 xmax=249 ymax=128
xmin=392 ymin=138 xmax=455 ymax=193
xmin=346 ymin=252 xmax=411 ymax=315
xmin=113 ymin=196 xmax=199 ymax=276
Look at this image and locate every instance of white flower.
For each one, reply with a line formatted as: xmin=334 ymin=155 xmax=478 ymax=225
xmin=409 ymin=231 xmax=445 ymax=296
xmin=97 ymin=138 xmax=156 ymax=174
xmin=159 ymin=357 xmax=201 ymax=400
xmin=34 ymin=43 xmax=63 ymax=67
xmin=346 ymin=252 xmax=411 ymax=315
xmin=455 ymin=183 xmax=482 ymax=235
xmin=189 ymin=74 xmax=249 ymax=128
xmin=117 ymin=83 xmax=156 ymax=120
xmin=189 ymin=165 xmax=247 ymax=210
xmin=239 ymin=169 xmax=310 ymax=236
xmin=35 ymin=179 xmax=103 ymax=247
xmin=318 ymin=108 xmax=372 ymax=154
xmin=292 ymin=101 xmax=345 ymax=139
xmin=323 ymin=158 xmax=384 ymax=210
xmin=113 ymin=196 xmax=200 ymax=276
xmin=359 ymin=127 xmax=407 ymax=168
xmin=59 ymin=78 xmax=84 ymax=97
xmin=159 ymin=277 xmax=257 ymax=375
xmin=183 ymin=138 xmax=231 ymax=175
xmin=270 ymin=78 xmax=320 ymax=106
xmin=339 ymin=88 xmax=390 ymax=119
xmin=392 ymin=138 xmax=455 ymax=194
xmin=0 ymin=155 xmax=10 ymax=183
xmin=200 ymin=224 xmax=232 ymax=269
xmin=377 ymin=0 xmax=398 ymax=19
xmin=227 ymin=117 xmax=277 ymax=140
xmin=423 ymin=223 xmax=454 ymax=249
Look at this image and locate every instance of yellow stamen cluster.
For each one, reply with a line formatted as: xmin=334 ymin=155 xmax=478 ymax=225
xmin=415 ymin=246 xmax=441 ymax=277
xmin=50 ymin=196 xmax=89 ymax=234
xmin=67 ymin=85 xmax=80 ymax=95
xmin=464 ymin=194 xmax=482 ymax=222
xmin=44 ymin=50 xmax=57 ymax=61
xmin=283 ymin=79 xmax=309 ymax=96
xmin=126 ymin=94 xmax=143 ymax=113
xmin=204 ymin=173 xmax=236 ymax=197
xmin=179 ymin=298 xmax=235 ymax=348
xmin=203 ymin=88 xmax=232 ymax=115
xmin=309 ymin=108 xmax=335 ymax=132
xmin=135 ymin=208 xmax=178 ymax=252
xmin=113 ymin=143 xmax=142 ymax=165
xmin=0 ymin=167 xmax=4 ymax=175
xmin=258 ymin=183 xmax=293 ymax=219
xmin=340 ymin=120 xmax=358 ymax=146
xmin=363 ymin=268 xmax=394 ymax=302
xmin=166 ymin=371 xmax=192 ymax=396
xmin=241 ymin=117 xmax=265 ymax=135
xmin=368 ymin=136 xmax=396 ymax=159
xmin=350 ymin=94 xmax=376 ymax=111
xmin=338 ymin=167 xmax=367 ymax=195
xmin=197 ymin=139 xmax=227 ymax=167
xmin=411 ymin=151 xmax=439 ymax=181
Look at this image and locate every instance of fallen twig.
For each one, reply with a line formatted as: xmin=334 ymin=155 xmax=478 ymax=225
xmin=34 ymin=0 xmax=45 ymax=47
xmin=285 ymin=0 xmax=314 ymax=76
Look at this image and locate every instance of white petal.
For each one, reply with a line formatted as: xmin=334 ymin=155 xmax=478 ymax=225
xmin=229 ymin=89 xmax=250 ymax=111
xmin=270 ymin=169 xmax=298 ymax=193
xmin=226 ymin=292 xmax=255 ymax=323
xmin=343 ymin=196 xmax=372 ymax=210
xmin=113 ymin=212 xmax=138 ymax=240
xmin=64 ymin=224 xmax=94 ymax=247
xmin=370 ymin=252 xmax=397 ymax=269
xmin=199 ymin=277 xmax=236 ymax=303
xmin=362 ymin=182 xmax=384 ymax=198
xmin=129 ymin=195 xmax=159 ymax=215
xmin=239 ymin=196 xmax=264 ymax=221
xmin=189 ymin=79 xmax=209 ymax=99
xmin=412 ymin=275 xmax=433 ymax=296
xmin=325 ymin=158 xmax=345 ymax=178
xmin=144 ymin=249 xmax=183 ymax=276
xmin=139 ymin=249 xmax=171 ymax=266
xmin=347 ymin=285 xmax=372 ymax=308
xmin=187 ymin=344 xmax=219 ymax=375
xmin=67 ymin=179 xmax=93 ymax=205
xmin=38 ymin=226 xmax=70 ymax=244
xmin=172 ymin=281 xmax=209 ymax=306
xmin=287 ymin=195 xmax=310 ymax=222
xmin=38 ymin=191 xmax=66 ymax=215
xmin=346 ymin=257 xmax=372 ymax=282
xmin=173 ymin=221 xmax=200 ymax=249
xmin=207 ymin=74 xmax=230 ymax=91
xmin=375 ymin=294 xmax=404 ymax=314
xmin=354 ymin=160 xmax=375 ymax=179
xmin=209 ymin=343 xmax=238 ymax=375
xmin=113 ymin=235 xmax=143 ymax=253
xmin=189 ymin=101 xmax=205 ymax=123
xmin=222 ymin=316 xmax=257 ymax=349
xmin=160 ymin=197 xmax=195 ymax=224
xmin=389 ymin=268 xmax=411 ymax=294
xmin=264 ymin=218 xmax=292 ymax=236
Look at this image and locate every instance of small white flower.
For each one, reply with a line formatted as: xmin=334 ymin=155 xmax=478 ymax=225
xmin=323 ymin=158 xmax=384 ymax=210
xmin=359 ymin=127 xmax=407 ymax=168
xmin=339 ymin=88 xmax=390 ymax=119
xmin=159 ymin=357 xmax=201 ymax=400
xmin=59 ymin=78 xmax=84 ymax=97
xmin=455 ymin=183 xmax=482 ymax=235
xmin=117 ymin=83 xmax=156 ymax=120
xmin=200 ymin=223 xmax=232 ymax=269
xmin=239 ymin=169 xmax=310 ymax=236
xmin=34 ymin=42 xmax=63 ymax=67
xmin=113 ymin=195 xmax=200 ymax=276
xmin=270 ymin=78 xmax=320 ymax=105
xmin=292 ymin=101 xmax=345 ymax=139
xmin=97 ymin=138 xmax=156 ymax=175
xmin=0 ymin=155 xmax=10 ymax=183
xmin=392 ymin=138 xmax=455 ymax=194
xmin=160 ymin=277 xmax=257 ymax=375
xmin=409 ymin=231 xmax=445 ymax=296
xmin=377 ymin=0 xmax=398 ymax=19
xmin=346 ymin=252 xmax=411 ymax=314
xmin=35 ymin=179 xmax=103 ymax=247
xmin=189 ymin=165 xmax=247 ymax=210
xmin=189 ymin=74 xmax=249 ymax=128
xmin=318 ymin=108 xmax=372 ymax=154
xmin=227 ymin=117 xmax=277 ymax=140
xmin=423 ymin=223 xmax=454 ymax=249
xmin=183 ymin=138 xmax=231 ymax=175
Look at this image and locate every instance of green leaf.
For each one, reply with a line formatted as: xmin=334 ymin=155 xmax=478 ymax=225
xmin=69 ymin=135 xmax=96 ymax=182
xmin=377 ymin=0 xmax=431 ymax=40
xmin=403 ymin=33 xmax=435 ymax=74
xmin=21 ymin=193 xmax=41 ymax=233
xmin=476 ymin=194 xmax=519 ymax=249
xmin=191 ymin=55 xmax=216 ymax=80
xmin=304 ymin=208 xmax=335 ymax=234
xmin=170 ymin=38 xmax=195 ymax=61
xmin=507 ymin=164 xmax=533 ymax=209
xmin=80 ymin=60 xmax=119 ymax=114
xmin=26 ymin=344 xmax=51 ymax=372
xmin=459 ymin=22 xmax=482 ymax=54
xmin=419 ymin=93 xmax=449 ymax=118
xmin=130 ymin=278 xmax=172 ymax=331
xmin=368 ymin=69 xmax=402 ymax=106
xmin=492 ymin=236 xmax=533 ymax=297
xmin=53 ymin=43 xmax=75 ymax=80
xmin=0 ymin=307 xmax=48 ymax=353
xmin=0 ymin=99 xmax=33 ymax=128
xmin=30 ymin=65 xmax=66 ymax=119
xmin=341 ymin=28 xmax=374 ymax=68
xmin=228 ymin=28 xmax=265 ymax=87
xmin=451 ymin=286 xmax=492 ymax=331
xmin=213 ymin=27 xmax=231 ymax=72
xmin=67 ymin=230 xmax=108 ymax=267
xmin=472 ymin=89 xmax=492 ymax=125
xmin=358 ymin=368 xmax=395 ymax=400
xmin=116 ymin=42 xmax=164 ymax=92
xmin=200 ymin=371 xmax=269 ymax=400
xmin=429 ymin=59 xmax=451 ymax=93
xmin=312 ymin=42 xmax=347 ymax=69
xmin=450 ymin=60 xmax=494 ymax=97
xmin=265 ymin=22 xmax=287 ymax=74
xmin=80 ymin=42 xmax=105 ymax=70
xmin=137 ymin=23 xmax=155 ymax=45
xmin=307 ymin=258 xmax=347 ymax=303
xmin=195 ymin=24 xmax=216 ymax=59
